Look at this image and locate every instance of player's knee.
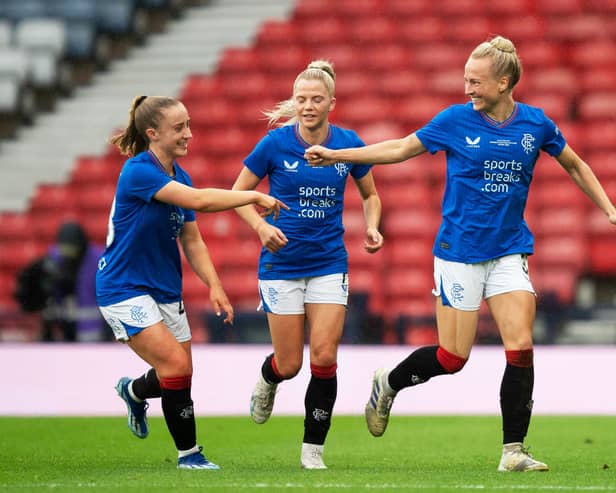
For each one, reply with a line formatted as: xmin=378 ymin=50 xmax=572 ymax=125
xmin=275 ymin=359 xmax=302 ymax=379
xmin=505 ymin=348 xmax=533 ymax=367
xmin=436 ymin=346 xmax=468 ymax=374
xmin=310 ymin=362 xmax=337 ymax=379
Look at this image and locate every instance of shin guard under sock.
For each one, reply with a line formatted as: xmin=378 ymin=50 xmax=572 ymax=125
xmin=160 ymin=375 xmax=196 ymax=451
xmin=132 ymin=368 xmax=161 ymax=400
xmin=261 ymin=353 xmax=284 ymax=384
xmin=388 ymin=345 xmax=448 ymax=391
xmin=303 ymin=363 xmax=337 ymax=446
xmin=500 ymin=349 xmax=534 ymax=444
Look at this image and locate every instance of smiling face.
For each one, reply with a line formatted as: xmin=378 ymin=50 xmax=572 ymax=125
xmin=146 ymin=102 xmax=192 ymax=164
xmin=293 ymin=78 xmax=335 ymax=133
xmin=464 ymin=56 xmax=510 ymax=115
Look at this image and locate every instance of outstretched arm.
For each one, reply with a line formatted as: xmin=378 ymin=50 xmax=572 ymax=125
xmin=556 ymin=145 xmax=616 ymax=224
xmin=304 ymin=133 xmax=427 ymax=166
xmin=154 ymin=181 xmax=288 ymax=217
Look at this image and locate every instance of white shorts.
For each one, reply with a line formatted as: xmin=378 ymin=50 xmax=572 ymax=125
xmin=258 ymin=273 xmax=349 ymax=315
xmin=432 ymin=254 xmax=535 ymax=311
xmin=99 ymin=294 xmax=191 ymax=343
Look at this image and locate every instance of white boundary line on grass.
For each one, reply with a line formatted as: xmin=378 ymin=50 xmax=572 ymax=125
xmin=6 ymin=483 xmax=616 ymax=491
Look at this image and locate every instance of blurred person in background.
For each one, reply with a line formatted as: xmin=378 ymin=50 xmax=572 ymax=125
xmin=232 ymin=60 xmax=384 ymax=469
xmin=97 ymin=95 xmax=286 ymax=470
xmin=305 ymin=36 xmax=616 ymax=472
xmin=14 ymin=220 xmax=106 ymax=342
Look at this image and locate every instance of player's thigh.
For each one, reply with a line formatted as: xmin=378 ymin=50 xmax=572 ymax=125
xmin=487 ymin=290 xmax=536 ymax=350
xmin=305 ymin=303 xmax=346 ymax=365
xmin=128 ymin=321 xmax=191 ymax=377
xmin=435 ymin=297 xmax=479 ymax=358
xmin=267 ymin=312 xmax=306 ymax=375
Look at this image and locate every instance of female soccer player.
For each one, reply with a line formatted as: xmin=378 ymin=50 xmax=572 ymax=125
xmin=232 ymin=60 xmax=384 ymax=469
xmin=96 ymin=95 xmax=286 ymax=470
xmin=304 ymin=36 xmax=616 ymax=472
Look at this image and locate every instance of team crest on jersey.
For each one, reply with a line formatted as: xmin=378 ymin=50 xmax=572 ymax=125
xmin=283 ymin=159 xmax=299 ymax=172
xmin=334 ymin=162 xmax=349 ymax=176
xmin=465 ymin=136 xmax=481 ymax=147
xmin=521 ymin=133 xmax=536 ymax=154
xmin=169 ymin=211 xmax=185 ymax=239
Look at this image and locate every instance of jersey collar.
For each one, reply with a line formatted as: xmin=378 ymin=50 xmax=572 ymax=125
xmin=293 ymin=123 xmax=333 ymax=148
xmin=479 ymin=102 xmax=519 ymax=128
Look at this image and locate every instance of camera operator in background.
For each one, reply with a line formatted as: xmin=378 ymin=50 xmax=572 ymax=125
xmin=14 ymin=221 xmax=107 ymax=342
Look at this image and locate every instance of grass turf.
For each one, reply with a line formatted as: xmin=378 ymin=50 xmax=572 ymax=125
xmin=0 ymin=416 xmax=614 ymax=492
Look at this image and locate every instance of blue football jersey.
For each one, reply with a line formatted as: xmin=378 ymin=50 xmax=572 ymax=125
xmin=96 ymin=151 xmax=196 ymax=305
xmin=244 ymin=124 xmax=372 ymax=279
xmin=416 ymin=102 xmax=567 ymax=263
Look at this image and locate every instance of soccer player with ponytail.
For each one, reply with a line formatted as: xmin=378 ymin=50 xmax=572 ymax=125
xmin=305 ymin=36 xmax=616 ymax=471
xmin=96 ymin=95 xmax=286 ymax=470
xmin=232 ymin=60 xmax=384 ymax=469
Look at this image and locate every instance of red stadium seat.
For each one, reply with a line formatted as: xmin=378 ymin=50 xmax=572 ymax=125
xmin=380 ymin=182 xmax=435 ymax=210
xmin=393 ymin=95 xmax=455 ymax=128
xmin=522 ymin=68 xmax=577 ymax=97
xmin=531 ymin=267 xmax=578 ymax=305
xmin=396 ymin=16 xmax=446 ymax=43
xmin=348 ymin=267 xmax=384 ymax=313
xmin=255 ymin=20 xmax=299 ymax=48
xmin=501 ymin=16 xmax=547 ymax=43
xmin=570 ymin=41 xmax=616 ymax=69
xmin=384 ymin=209 xmax=440 ymax=239
xmin=336 ymin=97 xmax=391 ymax=127
xmin=486 ymin=0 xmax=533 ymax=15
xmin=363 ymin=44 xmax=413 ymax=72
xmin=583 ymin=0 xmax=616 ymax=12
xmin=431 ymin=69 xmax=463 ymax=97
xmin=335 ymin=71 xmax=378 ymax=99
xmin=223 ymin=73 xmax=270 ymax=101
xmin=532 ymin=177 xmax=588 ymax=209
xmin=578 ymin=93 xmax=616 ymax=121
xmin=216 ymin=47 xmax=260 ymax=74
xmin=292 ymin=0 xmax=329 ymax=19
xmin=258 ymin=45 xmax=309 ymax=75
xmin=386 ymin=237 xmax=434 ymax=268
xmin=532 ymin=235 xmax=588 ymax=271
xmin=533 ymin=207 xmax=588 ymax=237
xmin=296 ymin=18 xmax=350 ymax=49
xmin=521 ymin=93 xmax=573 ymax=122
xmin=0 ymin=213 xmax=34 ymax=243
xmin=350 ymin=17 xmax=397 ymax=45
xmin=382 ymin=0 xmax=433 ymax=17
xmin=411 ymin=43 xmax=470 ymax=71
xmin=580 ymin=67 xmax=616 ymax=93
xmin=380 ymin=70 xmax=426 ymax=99
xmin=356 ymin=121 xmax=406 ymax=146
xmin=310 ymin=45 xmax=357 ymax=72
xmin=386 ymin=267 xmax=434 ymax=299
xmin=189 ymin=99 xmax=236 ymax=130
xmin=546 ymin=14 xmax=608 ymax=42
xmin=445 ymin=16 xmax=493 ymax=44
xmin=588 ymin=239 xmax=616 ymax=274
xmin=180 ymin=75 xmax=224 ymax=104
xmin=331 ymin=0 xmax=383 ymax=18
xmin=580 ymin=121 xmax=616 ymax=153
xmin=29 ymin=183 xmax=78 ymax=213
xmin=70 ymin=156 xmax=116 ymax=186
xmin=583 ymin=151 xmax=616 ymax=181
xmin=436 ymin=0 xmax=484 ymax=17
xmin=536 ymin=0 xmax=583 ymax=14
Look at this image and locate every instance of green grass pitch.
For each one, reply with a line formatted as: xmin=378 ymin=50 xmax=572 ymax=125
xmin=0 ymin=416 xmax=614 ymax=492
